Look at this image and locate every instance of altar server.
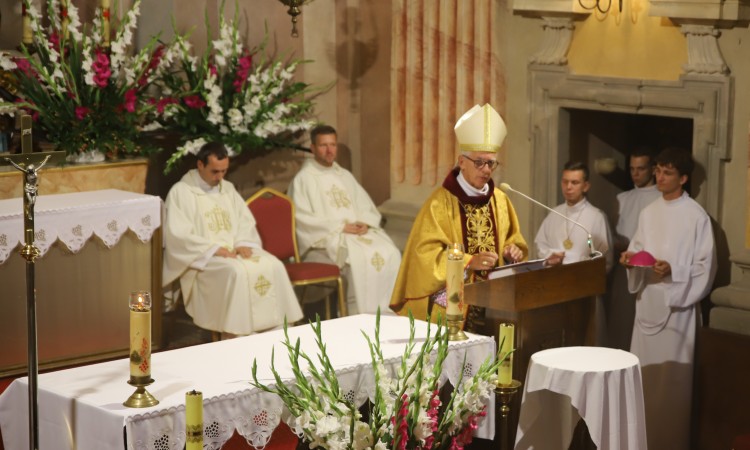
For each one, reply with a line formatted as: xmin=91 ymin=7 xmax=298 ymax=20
xmin=163 ymin=142 xmax=302 ymax=337
xmin=288 ymin=125 xmax=401 ymax=314
xmin=389 ymin=104 xmax=527 ymax=324
xmin=620 ymin=147 xmax=716 ymax=450
xmin=608 ymin=147 xmax=661 ymax=350
xmin=534 ymin=161 xmax=613 ymax=272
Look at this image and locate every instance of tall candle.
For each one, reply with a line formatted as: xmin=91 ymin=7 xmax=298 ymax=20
xmin=60 ymin=0 xmax=70 ymax=39
xmin=101 ymin=0 xmax=110 ymax=46
xmin=129 ymin=291 xmax=152 ymax=381
xmin=445 ymin=243 xmax=465 ymax=316
xmin=186 ymin=390 xmax=203 ymax=450
xmin=22 ymin=2 xmax=33 ymax=45
xmin=498 ymin=323 xmax=514 ymax=386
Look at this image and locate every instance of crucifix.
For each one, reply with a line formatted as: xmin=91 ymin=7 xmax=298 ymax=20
xmin=1 ymin=114 xmax=64 ymax=450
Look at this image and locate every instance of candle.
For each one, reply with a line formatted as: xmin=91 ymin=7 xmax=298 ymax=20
xmin=101 ymin=0 xmax=110 ymax=46
xmin=22 ymin=2 xmax=33 ymax=45
xmin=445 ymin=243 xmax=465 ymax=317
xmin=60 ymin=0 xmax=70 ymax=39
xmin=185 ymin=390 xmax=203 ymax=450
xmin=498 ymin=323 xmax=514 ymax=386
xmin=129 ymin=291 xmax=152 ymax=381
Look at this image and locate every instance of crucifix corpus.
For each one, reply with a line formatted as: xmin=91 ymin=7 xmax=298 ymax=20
xmin=1 ymin=114 xmax=64 ymax=450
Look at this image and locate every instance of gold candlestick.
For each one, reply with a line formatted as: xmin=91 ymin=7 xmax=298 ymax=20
xmin=124 ymin=377 xmax=159 ymax=408
xmin=445 ymin=243 xmax=468 ymax=341
xmin=495 ymin=379 xmax=522 ymax=450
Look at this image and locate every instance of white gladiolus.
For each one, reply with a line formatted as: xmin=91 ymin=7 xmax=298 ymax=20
xmin=0 ymin=53 xmax=16 ymax=71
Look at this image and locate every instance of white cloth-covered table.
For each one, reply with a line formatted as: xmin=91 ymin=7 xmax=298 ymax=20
xmin=514 ymin=346 xmax=647 ymax=450
xmin=0 ymin=189 xmax=161 ymax=263
xmin=0 ymin=314 xmax=496 ymax=450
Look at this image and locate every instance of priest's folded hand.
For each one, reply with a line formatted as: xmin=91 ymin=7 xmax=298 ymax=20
xmin=215 ymin=247 xmax=237 ymax=258
xmin=235 ymin=246 xmax=254 ymax=259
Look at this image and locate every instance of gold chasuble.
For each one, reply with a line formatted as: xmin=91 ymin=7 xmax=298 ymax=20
xmin=389 ymin=168 xmax=528 ymax=322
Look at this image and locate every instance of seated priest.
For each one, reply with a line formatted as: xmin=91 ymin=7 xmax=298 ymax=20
xmin=163 ymin=142 xmax=303 ymax=338
xmin=288 ymin=125 xmax=402 ymax=315
xmin=389 ymin=104 xmax=528 ymax=327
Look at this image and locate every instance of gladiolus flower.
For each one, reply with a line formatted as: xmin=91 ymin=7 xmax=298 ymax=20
xmin=122 ymin=89 xmax=137 ymax=113
xmin=75 ymin=106 xmax=90 ymax=120
xmin=184 ymin=95 xmax=206 ymax=109
xmin=13 ymin=58 xmax=33 ymax=77
xmin=91 ymin=50 xmax=111 ymax=88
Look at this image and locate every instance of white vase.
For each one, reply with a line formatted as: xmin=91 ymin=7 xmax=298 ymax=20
xmin=66 ymin=149 xmax=106 ymax=164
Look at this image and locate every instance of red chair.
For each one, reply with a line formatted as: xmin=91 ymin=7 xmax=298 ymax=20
xmin=246 ymin=187 xmax=347 ymax=319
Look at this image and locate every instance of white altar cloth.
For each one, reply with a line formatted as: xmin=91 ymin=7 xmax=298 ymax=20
xmin=0 ymin=189 xmax=161 ymax=264
xmin=0 ymin=314 xmax=496 ymax=450
xmin=514 ymin=346 xmax=647 ymax=450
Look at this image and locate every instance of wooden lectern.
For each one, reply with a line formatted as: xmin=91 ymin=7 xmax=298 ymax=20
xmin=464 ymin=257 xmax=607 ymax=447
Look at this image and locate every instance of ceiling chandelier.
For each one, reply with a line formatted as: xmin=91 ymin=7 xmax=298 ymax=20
xmin=279 ymin=0 xmax=305 ymax=37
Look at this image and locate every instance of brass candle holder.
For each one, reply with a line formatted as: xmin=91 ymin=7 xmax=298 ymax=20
xmin=124 ymin=377 xmax=159 ymax=408
xmin=446 ymin=314 xmax=468 ymax=341
xmin=495 ymin=379 xmax=522 ymax=450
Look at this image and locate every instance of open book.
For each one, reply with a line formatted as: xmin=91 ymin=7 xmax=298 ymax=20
xmin=487 ymin=258 xmax=547 ymax=280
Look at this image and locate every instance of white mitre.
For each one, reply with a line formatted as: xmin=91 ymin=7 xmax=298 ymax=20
xmin=453 ymin=104 xmax=507 ymax=153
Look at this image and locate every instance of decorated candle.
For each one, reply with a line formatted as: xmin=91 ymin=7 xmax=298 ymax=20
xmin=445 ymin=243 xmax=465 ymax=316
xmin=186 ymin=390 xmax=203 ymax=450
xmin=129 ymin=291 xmax=152 ymax=381
xmin=22 ymin=2 xmax=33 ymax=45
xmin=498 ymin=323 xmax=514 ymax=385
xmin=101 ymin=0 xmax=110 ymax=46
xmin=60 ymin=0 xmax=70 ymax=39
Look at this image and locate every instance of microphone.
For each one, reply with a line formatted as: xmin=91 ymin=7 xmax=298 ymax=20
xmin=499 ymin=183 xmax=602 ymax=259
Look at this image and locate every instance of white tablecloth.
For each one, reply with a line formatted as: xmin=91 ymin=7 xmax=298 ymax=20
xmin=0 ymin=189 xmax=161 ymax=264
xmin=0 ymin=314 xmax=496 ymax=450
xmin=514 ymin=346 xmax=647 ymax=450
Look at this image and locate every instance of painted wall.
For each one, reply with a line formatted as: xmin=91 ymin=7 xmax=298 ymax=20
xmin=567 ymin=0 xmax=686 ymax=80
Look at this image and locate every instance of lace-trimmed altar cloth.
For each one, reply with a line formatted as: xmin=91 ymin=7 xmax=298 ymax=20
xmin=0 ymin=189 xmax=161 ymax=264
xmin=0 ymin=314 xmax=496 ymax=450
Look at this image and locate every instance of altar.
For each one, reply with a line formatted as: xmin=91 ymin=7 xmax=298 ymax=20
xmin=0 ymin=314 xmax=496 ymax=450
xmin=0 ymin=189 xmax=162 ymax=377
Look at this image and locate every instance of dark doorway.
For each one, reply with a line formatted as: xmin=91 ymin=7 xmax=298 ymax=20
xmin=562 ymin=108 xmax=694 ymax=226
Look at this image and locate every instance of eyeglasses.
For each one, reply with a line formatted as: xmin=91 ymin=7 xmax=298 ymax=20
xmin=462 ymin=155 xmax=499 ymax=170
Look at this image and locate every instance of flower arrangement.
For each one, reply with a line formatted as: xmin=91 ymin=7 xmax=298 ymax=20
xmin=251 ymin=313 xmax=507 ymax=450
xmin=155 ymin=6 xmax=317 ymax=173
xmin=0 ymin=0 xmax=176 ymax=159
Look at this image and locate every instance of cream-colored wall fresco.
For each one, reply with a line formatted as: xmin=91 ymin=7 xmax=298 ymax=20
xmin=567 ymin=0 xmax=686 ymax=80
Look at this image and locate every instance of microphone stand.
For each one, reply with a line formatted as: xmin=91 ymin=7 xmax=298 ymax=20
xmin=500 ymin=183 xmax=601 ymax=259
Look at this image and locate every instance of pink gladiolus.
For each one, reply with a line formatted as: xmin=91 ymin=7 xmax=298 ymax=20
xmin=138 ymin=45 xmax=165 ymax=87
xmin=209 ymin=65 xmax=217 ymax=77
xmin=184 ymin=95 xmax=206 ymax=109
xmin=13 ymin=58 xmax=33 ymax=77
xmin=49 ymin=32 xmax=60 ymax=50
xmin=233 ymin=53 xmax=253 ymax=93
xmin=156 ymin=97 xmax=178 ymax=114
xmin=75 ymin=106 xmax=90 ymax=120
xmin=122 ymin=89 xmax=137 ymax=113
xmin=92 ymin=50 xmax=111 ymax=88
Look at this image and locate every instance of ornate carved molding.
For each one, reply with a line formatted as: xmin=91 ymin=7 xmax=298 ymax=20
xmin=530 ymin=17 xmax=576 ymax=66
xmin=681 ymin=24 xmax=729 ymax=75
xmin=649 ymin=0 xmax=750 ymax=24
